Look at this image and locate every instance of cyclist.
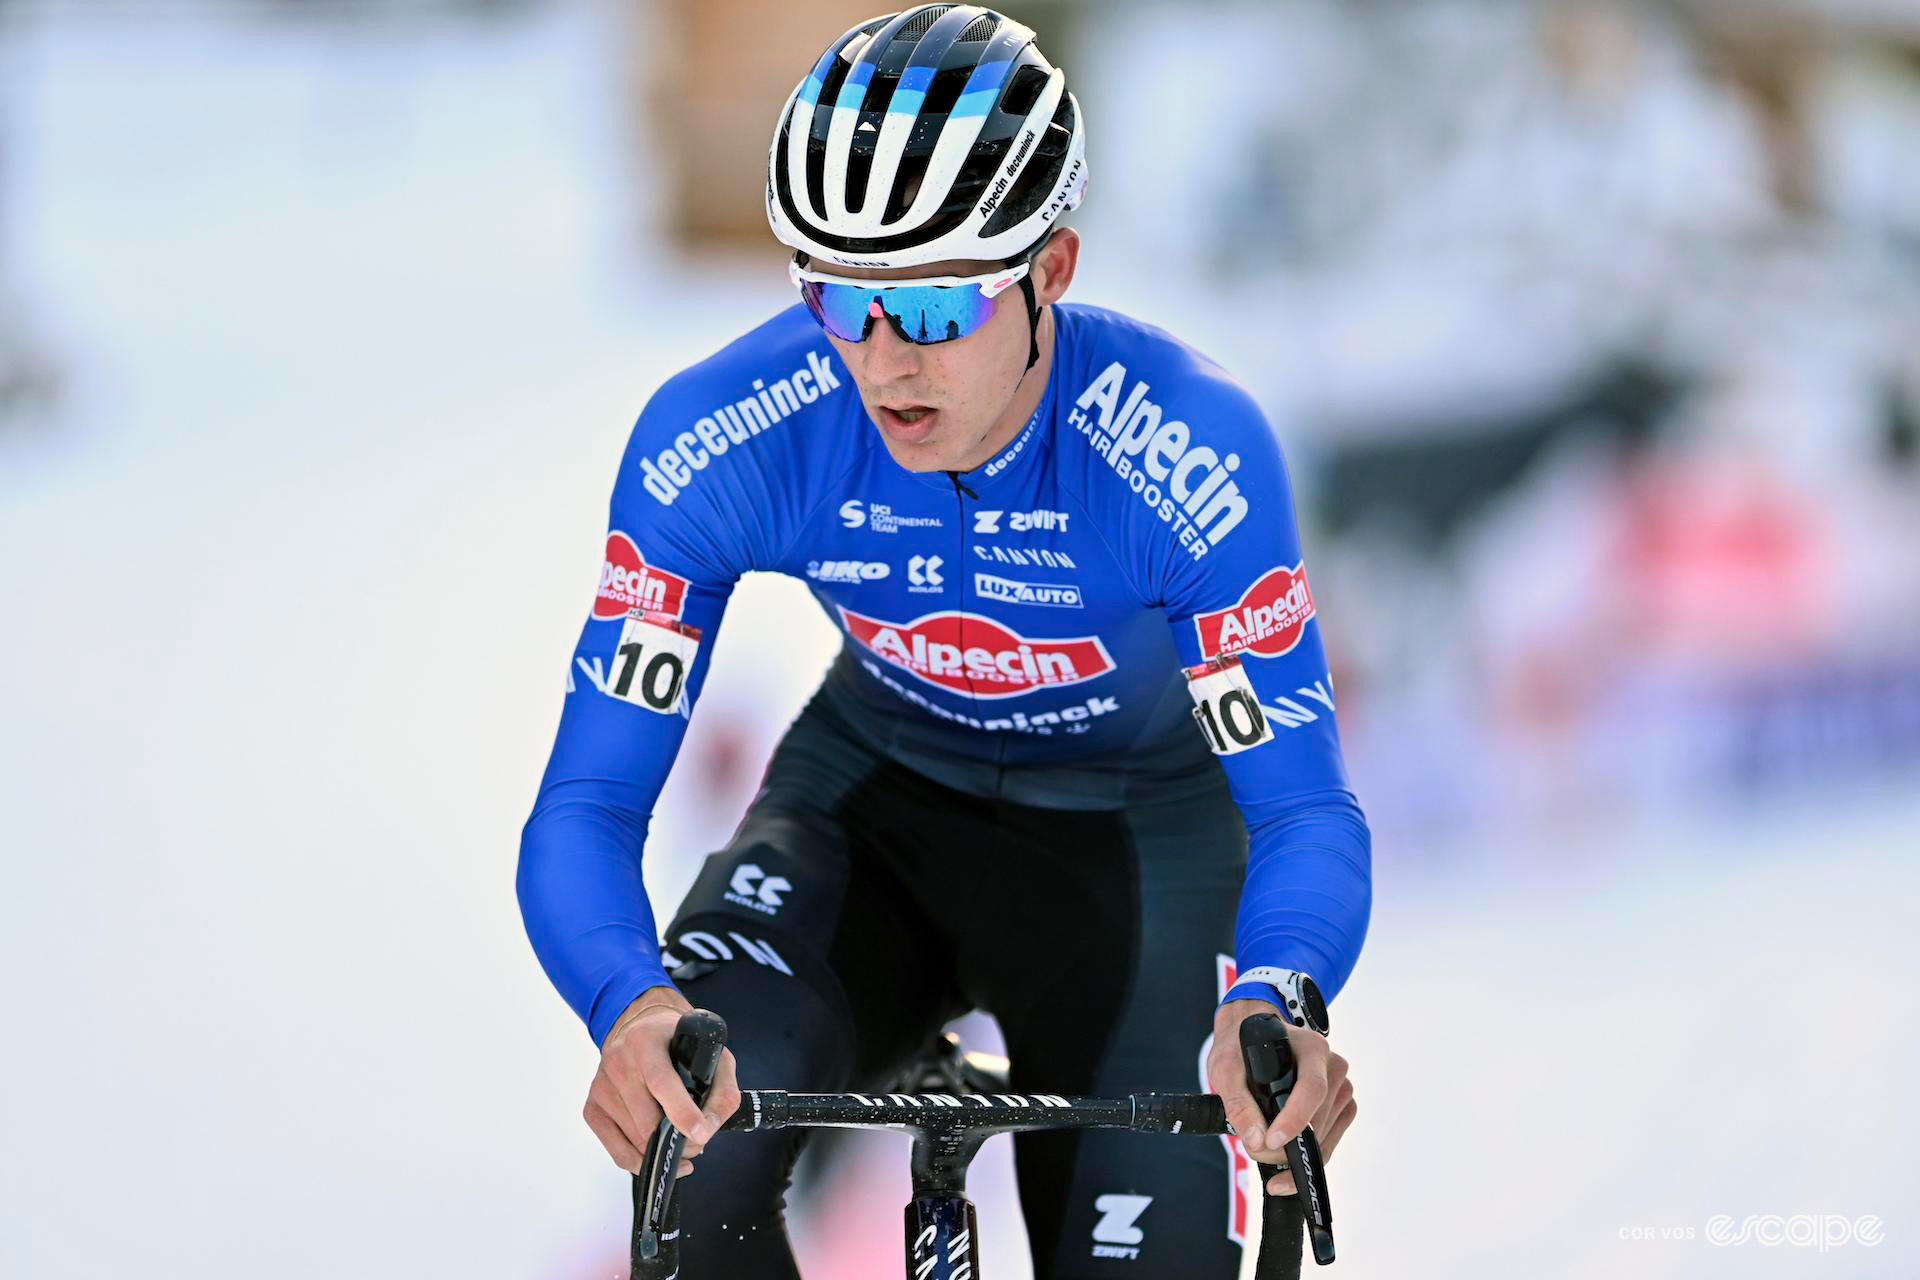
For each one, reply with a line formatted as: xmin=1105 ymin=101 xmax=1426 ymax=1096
xmin=519 ymin=7 xmax=1370 ymax=1276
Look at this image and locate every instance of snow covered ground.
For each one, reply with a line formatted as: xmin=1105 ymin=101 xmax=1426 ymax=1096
xmin=2 ymin=5 xmax=1915 ymax=1277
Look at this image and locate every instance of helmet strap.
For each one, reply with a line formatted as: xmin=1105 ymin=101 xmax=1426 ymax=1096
xmin=1019 ymin=274 xmax=1041 ymax=374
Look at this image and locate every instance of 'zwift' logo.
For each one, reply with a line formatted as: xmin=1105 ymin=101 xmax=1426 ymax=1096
xmin=1091 ymin=1194 xmax=1153 ymax=1261
xmin=837 ymin=607 xmax=1113 ymax=699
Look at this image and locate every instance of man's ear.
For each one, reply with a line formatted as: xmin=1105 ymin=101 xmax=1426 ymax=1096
xmin=1032 ymin=227 xmax=1080 ymax=306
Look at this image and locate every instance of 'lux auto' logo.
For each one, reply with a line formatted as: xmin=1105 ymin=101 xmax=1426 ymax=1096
xmin=725 ymin=863 xmax=789 ymax=914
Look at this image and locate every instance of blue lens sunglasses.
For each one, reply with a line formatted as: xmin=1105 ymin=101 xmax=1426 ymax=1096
xmin=789 ymin=257 xmax=1032 ymax=346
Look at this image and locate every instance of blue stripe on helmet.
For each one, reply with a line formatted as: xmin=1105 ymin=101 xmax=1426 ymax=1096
xmin=885 ymin=62 xmax=936 ymax=117
xmin=834 ymin=60 xmax=876 ymax=111
xmin=951 ymin=57 xmax=1013 ymax=117
xmin=800 ymin=44 xmax=840 ymax=110
xmin=887 ymin=62 xmax=936 ymax=114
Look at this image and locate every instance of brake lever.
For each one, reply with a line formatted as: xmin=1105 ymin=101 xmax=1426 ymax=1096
xmin=632 ymin=1009 xmax=728 ymax=1266
xmin=1240 ymin=1012 xmax=1336 ymax=1266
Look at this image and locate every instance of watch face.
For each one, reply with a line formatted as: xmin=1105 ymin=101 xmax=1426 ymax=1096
xmin=1298 ymin=976 xmax=1329 ymax=1034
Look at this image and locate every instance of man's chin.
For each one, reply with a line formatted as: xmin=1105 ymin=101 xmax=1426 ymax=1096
xmin=874 ymin=424 xmax=960 ymax=473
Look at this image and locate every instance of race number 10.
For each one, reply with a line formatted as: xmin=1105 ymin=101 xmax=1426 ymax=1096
xmin=1185 ymin=655 xmax=1275 ymax=756
xmin=610 ymin=611 xmax=702 ymax=714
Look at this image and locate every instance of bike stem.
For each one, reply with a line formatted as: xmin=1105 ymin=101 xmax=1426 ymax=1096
xmin=907 ymin=1127 xmax=987 ymax=1280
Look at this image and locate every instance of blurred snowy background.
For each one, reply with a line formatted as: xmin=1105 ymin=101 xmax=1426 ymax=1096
xmin=2 ymin=1 xmax=1917 ymax=1277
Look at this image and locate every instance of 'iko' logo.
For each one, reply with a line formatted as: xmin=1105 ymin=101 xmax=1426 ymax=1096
xmin=725 ymin=863 xmax=790 ymax=915
xmin=1091 ymin=1194 xmax=1152 ymax=1260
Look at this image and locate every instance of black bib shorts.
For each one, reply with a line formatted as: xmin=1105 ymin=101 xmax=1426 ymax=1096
xmin=662 ymin=682 xmax=1304 ymax=1278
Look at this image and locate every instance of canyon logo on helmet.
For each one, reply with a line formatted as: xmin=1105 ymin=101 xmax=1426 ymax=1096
xmin=766 ymin=5 xmax=1088 ymax=270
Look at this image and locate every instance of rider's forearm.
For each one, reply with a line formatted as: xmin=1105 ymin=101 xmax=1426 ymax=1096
xmin=1222 ymin=789 xmax=1372 ymax=1009
xmin=518 ymin=789 xmax=678 ymax=1047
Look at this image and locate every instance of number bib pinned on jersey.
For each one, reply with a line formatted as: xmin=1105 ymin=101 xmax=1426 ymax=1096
xmin=1185 ymin=655 xmax=1275 ymax=755
xmin=610 ymin=611 xmax=702 ymax=715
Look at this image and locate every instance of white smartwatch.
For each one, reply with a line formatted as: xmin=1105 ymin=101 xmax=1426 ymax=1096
xmin=1234 ymin=966 xmax=1329 ymax=1035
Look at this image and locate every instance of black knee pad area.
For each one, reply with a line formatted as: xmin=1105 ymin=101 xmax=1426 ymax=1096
xmin=665 ymin=911 xmax=858 ymax=1093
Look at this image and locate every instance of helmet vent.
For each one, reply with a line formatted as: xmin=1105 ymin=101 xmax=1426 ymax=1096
xmin=1001 ymin=64 xmax=1047 ymax=117
xmin=896 ymin=5 xmax=953 ymax=43
xmin=958 ymin=14 xmax=999 ymax=42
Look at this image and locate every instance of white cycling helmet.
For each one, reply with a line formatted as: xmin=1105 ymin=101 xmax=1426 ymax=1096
xmin=766 ymin=5 xmax=1088 ymax=270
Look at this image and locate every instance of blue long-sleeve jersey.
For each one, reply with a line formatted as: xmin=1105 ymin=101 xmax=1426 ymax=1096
xmin=519 ymin=302 xmax=1372 ymax=1046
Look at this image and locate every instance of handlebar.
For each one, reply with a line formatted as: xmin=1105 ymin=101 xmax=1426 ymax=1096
xmin=718 ymin=1086 xmax=1229 ymax=1136
xmin=631 ymin=1008 xmax=1336 ymax=1276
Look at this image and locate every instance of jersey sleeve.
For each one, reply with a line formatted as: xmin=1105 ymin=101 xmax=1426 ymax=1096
xmin=516 ymin=393 xmax=746 ymax=1047
xmin=1153 ymin=371 xmax=1372 ymax=1015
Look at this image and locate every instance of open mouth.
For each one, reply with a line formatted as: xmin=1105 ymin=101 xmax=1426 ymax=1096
xmin=877 ymin=404 xmax=940 ymax=440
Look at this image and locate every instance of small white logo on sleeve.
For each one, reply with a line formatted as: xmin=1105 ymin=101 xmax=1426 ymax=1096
xmin=840 ymin=499 xmax=867 ymax=529
xmin=1091 ymin=1194 xmax=1152 ymax=1260
xmin=725 ymin=863 xmax=790 ymax=914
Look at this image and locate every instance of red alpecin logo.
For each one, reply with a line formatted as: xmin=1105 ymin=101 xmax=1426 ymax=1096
xmin=594 ymin=531 xmax=690 ymax=620
xmin=837 ymin=606 xmax=1115 ymax=699
xmin=1193 ymin=563 xmax=1315 ymax=660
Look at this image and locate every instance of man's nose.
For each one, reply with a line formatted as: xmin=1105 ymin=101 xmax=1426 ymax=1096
xmin=860 ymin=312 xmax=922 ymax=382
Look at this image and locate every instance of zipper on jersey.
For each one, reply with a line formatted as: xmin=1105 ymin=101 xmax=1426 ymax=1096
xmin=945 ymin=470 xmax=977 ymax=701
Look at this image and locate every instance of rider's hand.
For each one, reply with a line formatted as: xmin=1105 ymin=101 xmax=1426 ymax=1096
xmin=1209 ymin=998 xmax=1356 ymax=1196
xmin=584 ymin=986 xmax=741 ymax=1179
